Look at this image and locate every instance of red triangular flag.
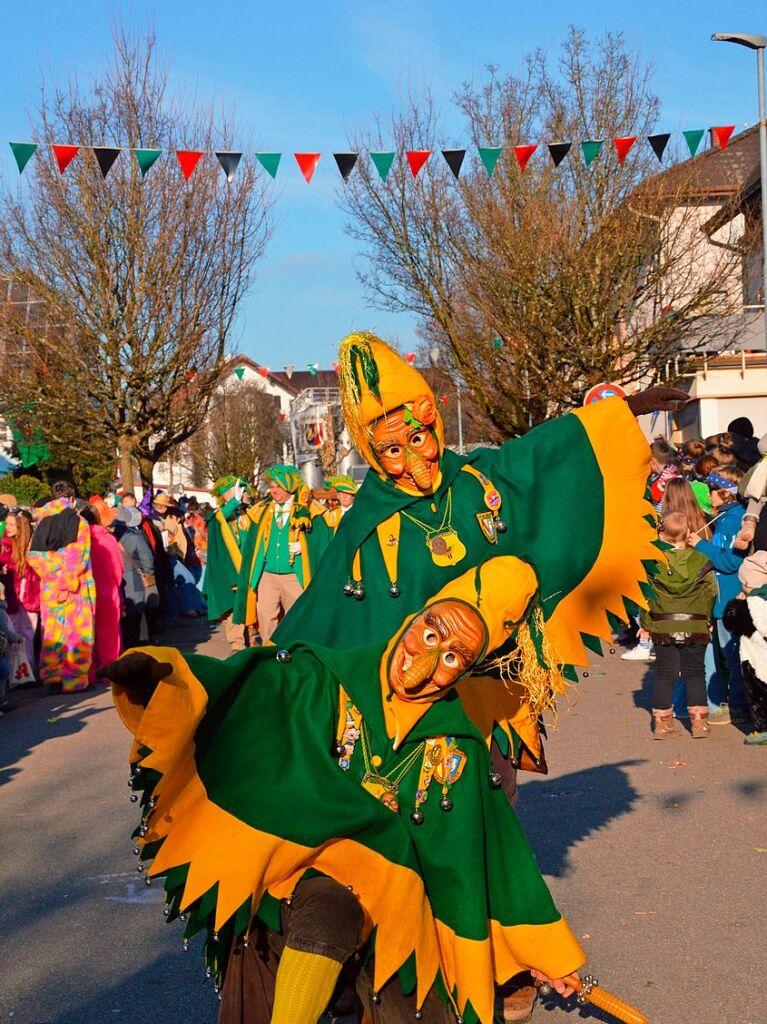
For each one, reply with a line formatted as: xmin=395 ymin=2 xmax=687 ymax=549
xmin=52 ymin=144 xmax=79 ymax=174
xmin=613 ymin=136 xmax=638 ymax=164
xmin=712 ymin=125 xmax=735 ymax=151
xmin=295 ymin=153 xmax=321 ymax=183
xmin=514 ymin=144 xmax=537 ymax=172
xmin=404 ymin=352 xmax=416 ymax=365
xmin=176 ymin=151 xmax=203 ymax=180
xmin=279 ymin=411 xmax=286 ymax=422
xmin=439 ymin=394 xmax=449 ymax=404
xmin=332 ymin=360 xmax=340 ymax=372
xmin=406 ymin=150 xmax=431 ymax=178
xmin=258 ymin=366 xmax=270 ymax=378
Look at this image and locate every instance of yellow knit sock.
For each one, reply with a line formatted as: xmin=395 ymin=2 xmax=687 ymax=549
xmin=270 ymin=947 xmax=343 ymax=1024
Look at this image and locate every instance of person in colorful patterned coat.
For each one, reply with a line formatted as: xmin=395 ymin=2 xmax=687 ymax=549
xmin=27 ymin=483 xmax=96 ymax=693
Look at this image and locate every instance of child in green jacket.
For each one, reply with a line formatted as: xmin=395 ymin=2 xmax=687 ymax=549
xmin=641 ymin=512 xmax=717 ymax=739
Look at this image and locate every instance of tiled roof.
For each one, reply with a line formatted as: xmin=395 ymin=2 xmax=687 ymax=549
xmin=662 ymin=126 xmax=762 ymax=197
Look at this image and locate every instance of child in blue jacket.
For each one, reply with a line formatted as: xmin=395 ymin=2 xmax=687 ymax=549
xmin=689 ymin=467 xmax=751 ymax=725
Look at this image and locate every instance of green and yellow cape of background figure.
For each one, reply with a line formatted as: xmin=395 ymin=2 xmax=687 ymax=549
xmin=116 ymin=555 xmax=589 ymax=1024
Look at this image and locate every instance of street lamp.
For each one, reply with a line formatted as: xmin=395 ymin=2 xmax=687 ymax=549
xmin=711 ymin=32 xmax=767 ymax=349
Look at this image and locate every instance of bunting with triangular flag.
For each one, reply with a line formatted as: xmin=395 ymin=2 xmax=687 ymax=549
xmin=284 ymin=364 xmax=295 ymax=379
xmin=256 ymin=153 xmax=282 ymax=179
xmin=514 ymin=144 xmax=537 ymax=172
xmin=92 ymin=147 xmax=121 ymax=178
xmin=406 ymin=150 xmax=431 ymax=178
xmin=370 ymin=151 xmax=395 ymax=182
xmin=333 ymin=153 xmax=358 ymax=181
xmin=216 ymin=152 xmax=242 ymax=182
xmin=307 ymin=362 xmax=319 ymax=376
xmin=133 ymin=149 xmax=162 ymax=177
xmin=176 ymin=151 xmax=203 ymax=180
xmin=441 ymin=149 xmax=466 ymax=179
xmin=477 ymin=146 xmax=502 ymax=176
xmin=682 ymin=129 xmax=705 ymax=157
xmin=581 ymin=140 xmax=603 ymax=166
xmin=547 ymin=142 xmax=571 ymax=167
xmin=404 ymin=352 xmax=416 ymax=365
xmin=295 ymin=153 xmax=320 ymax=183
xmin=648 ymin=133 xmax=670 ymax=162
xmin=9 ymin=142 xmax=37 ymax=174
xmin=613 ymin=136 xmax=637 ymax=164
xmin=258 ymin=366 xmax=270 ymax=378
xmin=491 ymin=337 xmax=504 ymax=349
xmin=52 ymin=144 xmax=79 ymax=174
xmin=711 ymin=125 xmax=735 ymax=151
xmin=233 ymin=367 xmax=245 ymax=380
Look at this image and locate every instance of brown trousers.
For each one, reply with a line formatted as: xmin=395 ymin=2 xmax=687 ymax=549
xmin=223 ymin=613 xmax=255 ymax=652
xmin=256 ymin=572 xmax=303 ymax=642
xmin=217 ymin=877 xmax=454 ymax=1024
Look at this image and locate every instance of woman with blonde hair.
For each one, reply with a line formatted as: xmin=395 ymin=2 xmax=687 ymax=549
xmin=0 ymin=509 xmax=41 ymax=679
xmin=662 ymin=477 xmax=712 ymax=542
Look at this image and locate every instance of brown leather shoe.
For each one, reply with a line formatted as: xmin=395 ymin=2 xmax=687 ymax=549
xmin=500 ymin=985 xmax=537 ymax=1022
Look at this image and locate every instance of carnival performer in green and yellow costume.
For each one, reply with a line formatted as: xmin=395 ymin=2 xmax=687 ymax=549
xmin=204 ymin=475 xmax=255 ymax=651
xmin=275 ymin=332 xmax=672 ymax=766
xmin=232 ymin=465 xmax=313 ymax=642
xmin=107 ymin=554 xmax=592 ymax=1024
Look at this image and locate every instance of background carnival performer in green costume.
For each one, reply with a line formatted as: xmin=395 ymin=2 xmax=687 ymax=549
xmin=105 ymin=554 xmax=603 ymax=1024
xmin=233 ymin=465 xmax=313 ymax=642
xmin=308 ymin=475 xmax=359 ymax=567
xmin=204 ymin=476 xmax=254 ymax=652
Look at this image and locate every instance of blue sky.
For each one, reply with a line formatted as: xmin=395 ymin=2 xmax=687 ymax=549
xmin=1 ymin=0 xmax=763 ymax=368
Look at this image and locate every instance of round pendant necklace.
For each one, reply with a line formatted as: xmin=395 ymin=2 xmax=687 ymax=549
xmin=401 ymin=488 xmax=467 ymax=567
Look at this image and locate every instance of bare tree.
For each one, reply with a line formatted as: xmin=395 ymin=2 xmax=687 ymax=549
xmin=340 ymin=28 xmax=745 ymax=436
xmin=0 ymin=24 xmax=275 ymax=489
xmin=183 ymin=379 xmax=287 ymax=486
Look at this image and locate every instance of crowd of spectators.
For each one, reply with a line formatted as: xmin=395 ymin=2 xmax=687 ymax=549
xmin=0 ymin=483 xmax=209 ymax=713
xmin=621 ymin=417 xmax=767 ymax=745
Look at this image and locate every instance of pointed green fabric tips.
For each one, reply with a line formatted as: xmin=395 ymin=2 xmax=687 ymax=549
xmin=683 ymin=129 xmax=705 ymax=157
xmin=256 ymin=153 xmax=282 ymax=178
xmin=581 ymin=633 xmax=603 ymax=657
xmin=581 ymin=140 xmax=603 ymax=166
xmin=370 ymin=151 xmax=395 ymax=182
xmin=478 ymin=146 xmax=502 ymax=176
xmin=133 ymin=149 xmax=162 ymax=177
xmin=10 ymin=142 xmax=37 ymax=174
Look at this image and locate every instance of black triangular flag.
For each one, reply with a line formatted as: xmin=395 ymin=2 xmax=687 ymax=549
xmin=216 ymin=152 xmax=242 ymax=182
xmin=547 ymin=142 xmax=572 ymax=167
xmin=92 ymin=147 xmax=121 ymax=179
xmin=441 ymin=149 xmax=466 ymax=179
xmin=648 ymin=133 xmax=671 ymax=163
xmin=333 ymin=153 xmax=358 ymax=181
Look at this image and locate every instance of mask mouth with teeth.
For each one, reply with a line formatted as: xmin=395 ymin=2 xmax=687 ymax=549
xmin=387 ymin=599 xmax=488 ymax=702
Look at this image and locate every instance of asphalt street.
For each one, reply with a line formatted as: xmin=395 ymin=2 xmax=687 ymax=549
xmin=1 ymin=624 xmax=764 ymax=1024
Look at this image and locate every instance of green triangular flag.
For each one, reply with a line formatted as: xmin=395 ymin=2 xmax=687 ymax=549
xmin=370 ymin=152 xmax=395 ymax=182
xmin=581 ymin=140 xmax=603 ymax=166
xmin=256 ymin=153 xmax=282 ymax=179
xmin=234 ymin=367 xmax=245 ymax=380
xmin=491 ymin=337 xmax=503 ymax=348
xmin=683 ymin=129 xmax=705 ymax=157
xmin=133 ymin=149 xmax=162 ymax=177
xmin=10 ymin=142 xmax=37 ymax=174
xmin=307 ymin=362 xmax=319 ymax=376
xmin=478 ymin=146 xmax=502 ymax=176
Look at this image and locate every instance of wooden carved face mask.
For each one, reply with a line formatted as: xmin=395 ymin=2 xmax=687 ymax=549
xmin=371 ymin=406 xmax=441 ymax=494
xmin=388 ymin=599 xmax=488 ymax=702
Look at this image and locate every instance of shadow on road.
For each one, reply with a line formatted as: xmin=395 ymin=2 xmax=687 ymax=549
xmin=517 ymin=760 xmax=644 ymax=878
xmin=0 ymin=691 xmax=110 ymax=789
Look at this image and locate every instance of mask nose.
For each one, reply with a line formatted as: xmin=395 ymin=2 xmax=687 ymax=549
xmin=402 ymin=649 xmax=441 ymax=691
xmin=405 ymin=448 xmax=433 ymax=489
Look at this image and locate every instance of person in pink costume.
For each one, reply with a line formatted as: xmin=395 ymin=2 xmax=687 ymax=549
xmin=81 ymin=506 xmax=124 ymax=682
xmin=27 ymin=491 xmax=96 ymax=694
xmin=0 ymin=510 xmax=41 ymax=680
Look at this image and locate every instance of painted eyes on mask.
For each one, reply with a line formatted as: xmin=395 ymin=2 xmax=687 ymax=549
xmin=423 ymin=627 xmax=439 ymax=647
xmin=409 ymin=432 xmax=427 ymax=448
xmin=441 ymin=651 xmax=459 ymax=669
